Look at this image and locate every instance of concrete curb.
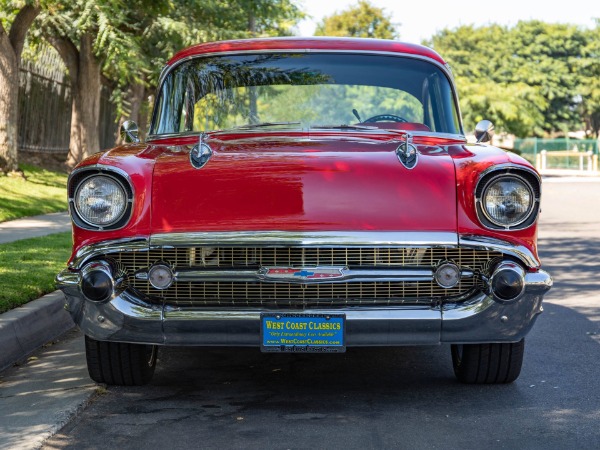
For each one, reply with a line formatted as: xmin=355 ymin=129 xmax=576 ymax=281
xmin=0 ymin=290 xmax=74 ymax=372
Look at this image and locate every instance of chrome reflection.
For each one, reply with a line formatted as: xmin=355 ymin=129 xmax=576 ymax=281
xmin=396 ymin=132 xmax=419 ymax=169
xmin=189 ymin=132 xmax=213 ymax=169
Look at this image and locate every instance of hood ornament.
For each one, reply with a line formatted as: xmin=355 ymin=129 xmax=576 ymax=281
xmin=190 ymin=132 xmax=213 ymax=169
xmin=396 ymin=132 xmax=418 ymax=169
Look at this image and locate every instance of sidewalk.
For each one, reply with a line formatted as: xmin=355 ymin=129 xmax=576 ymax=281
xmin=0 ymin=211 xmax=71 ymax=244
xmin=0 ymin=210 xmax=74 ymax=372
xmin=0 ymin=212 xmax=95 ymax=450
xmin=0 ymin=329 xmax=95 ymax=450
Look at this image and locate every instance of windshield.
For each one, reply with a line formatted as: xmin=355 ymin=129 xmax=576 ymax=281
xmin=150 ymin=53 xmax=462 ymax=136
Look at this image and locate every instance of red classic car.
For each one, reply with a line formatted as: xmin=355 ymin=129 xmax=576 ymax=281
xmin=57 ymin=37 xmax=552 ymax=386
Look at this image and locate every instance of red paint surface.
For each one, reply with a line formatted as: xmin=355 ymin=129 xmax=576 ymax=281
xmin=167 ymin=37 xmax=447 ymax=67
xmin=150 ymin=136 xmax=457 ymax=233
xmin=68 ymin=146 xmax=156 ymax=263
xmin=450 ymin=144 xmax=539 ymax=259
xmin=68 ymin=132 xmax=540 ymax=267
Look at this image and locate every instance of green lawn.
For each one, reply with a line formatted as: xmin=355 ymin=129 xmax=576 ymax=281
xmin=0 ymin=164 xmax=68 ymax=222
xmin=0 ymin=232 xmax=72 ymax=313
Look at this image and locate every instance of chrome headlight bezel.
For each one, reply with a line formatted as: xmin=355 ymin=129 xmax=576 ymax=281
xmin=475 ymin=166 xmax=540 ymax=231
xmin=68 ymin=166 xmax=134 ymax=231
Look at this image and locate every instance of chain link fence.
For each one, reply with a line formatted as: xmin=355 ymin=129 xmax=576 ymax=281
xmin=513 ymin=137 xmax=599 ymax=171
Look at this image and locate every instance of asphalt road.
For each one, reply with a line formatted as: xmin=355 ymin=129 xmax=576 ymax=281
xmin=43 ymin=179 xmax=600 ymax=450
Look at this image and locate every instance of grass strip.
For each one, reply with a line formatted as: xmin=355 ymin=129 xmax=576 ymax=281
xmin=0 ymin=164 xmax=68 ymax=222
xmin=0 ymin=232 xmax=72 ymax=313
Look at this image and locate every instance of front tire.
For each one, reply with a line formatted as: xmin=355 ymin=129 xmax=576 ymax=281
xmin=85 ymin=335 xmax=157 ymax=386
xmin=451 ymin=339 xmax=524 ymax=384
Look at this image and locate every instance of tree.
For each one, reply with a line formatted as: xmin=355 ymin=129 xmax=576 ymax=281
xmin=427 ymin=22 xmax=588 ymax=137
xmin=314 ymin=0 xmax=398 ymax=40
xmin=40 ymin=0 xmax=167 ymax=167
xmin=0 ymin=0 xmax=40 ymax=174
xmin=114 ymin=0 xmax=304 ymax=141
xmin=579 ymin=21 xmax=600 ymax=137
xmin=39 ymin=0 xmax=303 ymax=160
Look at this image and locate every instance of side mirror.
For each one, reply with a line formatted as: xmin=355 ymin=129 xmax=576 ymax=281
xmin=120 ymin=120 xmax=140 ymax=143
xmin=475 ymin=120 xmax=494 ymax=143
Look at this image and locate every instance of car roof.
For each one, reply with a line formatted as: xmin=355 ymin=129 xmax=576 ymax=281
xmin=167 ymin=37 xmax=447 ymax=67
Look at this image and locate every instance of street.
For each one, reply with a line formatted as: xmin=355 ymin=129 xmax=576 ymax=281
xmin=42 ymin=179 xmax=600 ymax=450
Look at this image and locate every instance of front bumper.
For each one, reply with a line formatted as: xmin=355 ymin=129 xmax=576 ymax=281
xmin=57 ymin=269 xmax=551 ymax=346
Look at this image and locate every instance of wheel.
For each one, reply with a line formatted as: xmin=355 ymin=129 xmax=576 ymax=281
xmin=85 ymin=335 xmax=157 ymax=386
xmin=363 ymin=114 xmax=408 ymax=123
xmin=451 ymin=339 xmax=524 ymax=384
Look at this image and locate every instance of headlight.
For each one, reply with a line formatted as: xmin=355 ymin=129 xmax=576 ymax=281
xmin=481 ymin=176 xmax=534 ymax=227
xmin=74 ymin=175 xmax=127 ymax=226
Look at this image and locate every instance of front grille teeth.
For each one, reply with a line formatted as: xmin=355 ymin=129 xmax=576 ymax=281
xmin=109 ymin=246 xmax=501 ymax=307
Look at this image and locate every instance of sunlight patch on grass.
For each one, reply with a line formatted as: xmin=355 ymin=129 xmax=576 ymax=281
xmin=0 ymin=232 xmax=72 ymax=313
xmin=0 ymin=164 xmax=68 ymax=222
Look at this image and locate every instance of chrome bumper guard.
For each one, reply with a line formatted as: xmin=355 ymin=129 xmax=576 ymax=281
xmin=56 ymin=267 xmax=552 ymax=346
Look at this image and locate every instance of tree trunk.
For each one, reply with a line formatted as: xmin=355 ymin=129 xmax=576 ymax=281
xmin=116 ymin=82 xmax=146 ymax=145
xmin=66 ymin=33 xmax=101 ymax=168
xmin=0 ymin=5 xmax=41 ymax=174
xmin=138 ymin=89 xmax=151 ymax=141
xmin=0 ymin=31 xmax=19 ymax=173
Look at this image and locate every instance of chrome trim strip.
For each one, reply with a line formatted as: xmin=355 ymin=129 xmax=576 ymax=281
xmin=171 ymin=267 xmax=435 ymax=284
xmin=459 ymin=235 xmax=540 ymax=268
xmin=524 ymin=269 xmax=553 ymax=292
xmin=477 ymin=162 xmax=541 ymax=185
xmin=56 ymin=269 xmax=79 ymax=286
xmin=146 ymin=129 xmax=467 ymax=144
xmin=148 ymin=48 xmax=465 ymax=139
xmin=149 ymin=231 xmax=459 ymax=248
xmin=67 ymin=232 xmax=540 ymax=270
xmin=69 ymin=237 xmax=149 ymax=269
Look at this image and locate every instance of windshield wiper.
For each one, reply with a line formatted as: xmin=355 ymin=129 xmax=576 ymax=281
xmin=232 ymin=121 xmax=301 ymax=130
xmin=310 ymin=124 xmax=379 ymax=131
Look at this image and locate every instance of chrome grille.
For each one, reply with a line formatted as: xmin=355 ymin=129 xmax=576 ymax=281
xmin=111 ymin=247 xmax=501 ymax=307
xmin=116 ymin=247 xmax=498 ymax=269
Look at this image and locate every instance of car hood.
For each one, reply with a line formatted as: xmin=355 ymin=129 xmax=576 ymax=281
xmin=150 ymin=135 xmax=457 ymax=233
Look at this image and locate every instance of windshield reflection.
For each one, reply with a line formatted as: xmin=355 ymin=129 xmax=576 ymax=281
xmin=151 ymin=53 xmax=461 ymax=136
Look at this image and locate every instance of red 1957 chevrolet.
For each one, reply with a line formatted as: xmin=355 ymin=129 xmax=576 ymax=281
xmin=56 ymin=37 xmax=552 ymax=385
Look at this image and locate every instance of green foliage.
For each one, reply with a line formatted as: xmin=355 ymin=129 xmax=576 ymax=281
xmin=427 ymin=21 xmax=599 ymax=137
xmin=41 ymin=0 xmax=166 ymax=85
xmin=142 ymin=1 xmax=304 ymax=78
xmin=37 ymin=1 xmax=304 ymax=118
xmin=579 ymin=20 xmax=600 ymax=136
xmin=0 ymin=232 xmax=71 ymax=313
xmin=0 ymin=164 xmax=68 ymax=222
xmin=0 ymin=0 xmax=19 ymax=27
xmin=314 ymin=0 xmax=398 ymax=39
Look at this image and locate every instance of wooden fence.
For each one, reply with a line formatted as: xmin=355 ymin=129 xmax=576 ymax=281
xmin=17 ymin=46 xmax=118 ymax=156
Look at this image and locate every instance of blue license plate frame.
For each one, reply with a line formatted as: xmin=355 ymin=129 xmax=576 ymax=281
xmin=260 ymin=313 xmax=346 ymax=353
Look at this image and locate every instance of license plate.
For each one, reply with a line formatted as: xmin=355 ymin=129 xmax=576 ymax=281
xmin=260 ymin=313 xmax=346 ymax=353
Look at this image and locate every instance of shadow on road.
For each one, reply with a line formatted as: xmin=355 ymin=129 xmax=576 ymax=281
xmin=45 ymin=300 xmax=600 ymax=449
xmin=538 ymin=236 xmax=600 ymax=299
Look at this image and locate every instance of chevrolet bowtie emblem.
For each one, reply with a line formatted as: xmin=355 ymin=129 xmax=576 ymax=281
xmin=261 ymin=267 xmax=345 ymax=281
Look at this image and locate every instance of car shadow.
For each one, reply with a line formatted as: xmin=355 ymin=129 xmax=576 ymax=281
xmin=43 ymin=299 xmax=600 ymax=450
